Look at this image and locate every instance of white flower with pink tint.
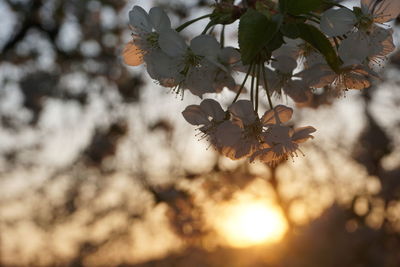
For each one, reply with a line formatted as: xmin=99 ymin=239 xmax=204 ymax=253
xmin=182 ymin=99 xmax=227 ymax=143
xmin=251 ymin=105 xmax=316 ymax=165
xmin=216 ymin=100 xmax=261 ymax=160
xmin=123 ymin=6 xmax=171 ymax=66
xmin=360 ymin=0 xmax=400 ymax=26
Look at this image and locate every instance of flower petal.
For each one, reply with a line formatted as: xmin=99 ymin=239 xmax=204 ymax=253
xmin=182 ymin=105 xmax=209 ymax=126
xmin=185 ymin=65 xmax=216 ymax=97
xmin=283 ymin=80 xmax=311 ymax=103
xmin=190 ymin=35 xmax=220 ymax=58
xmin=122 ymin=42 xmax=144 ymax=66
xmin=250 ymin=148 xmax=274 ymax=163
xmin=145 ymin=50 xmax=182 ymax=87
xmin=338 ymin=32 xmax=370 ymax=64
xmin=158 ymin=29 xmax=187 ymax=57
xmin=271 ymin=55 xmax=297 ymax=74
xmin=215 ymin=121 xmax=242 ymax=147
xmin=299 ymin=64 xmax=336 ymax=88
xmin=362 ymin=0 xmax=400 ymax=23
xmin=129 ymin=6 xmax=152 ymax=32
xmin=292 ymin=126 xmax=316 ymax=143
xmin=200 ymin=99 xmax=225 ymax=122
xmin=261 ymin=105 xmax=293 ymax=125
xmin=219 ymin=47 xmax=241 ymax=64
xmin=263 ymin=125 xmax=292 ymax=145
xmin=229 ymin=100 xmax=257 ymax=125
xmin=273 ymin=38 xmax=303 ymax=59
xmin=368 ymin=27 xmax=394 ymax=58
xmin=149 ymin=7 xmax=171 ymax=32
xmin=320 ymin=8 xmax=356 ymax=37
xmin=213 ymin=71 xmax=236 ymax=93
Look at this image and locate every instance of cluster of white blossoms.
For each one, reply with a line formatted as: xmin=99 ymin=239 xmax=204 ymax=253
xmin=182 ymin=99 xmax=315 ymax=165
xmin=123 ymin=6 xmax=239 ymax=97
xmin=123 ymin=0 xmax=399 ymax=166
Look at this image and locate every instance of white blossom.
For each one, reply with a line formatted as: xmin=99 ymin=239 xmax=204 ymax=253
xmin=123 ymin=2 xmax=395 ymax=165
xmin=215 ymin=103 xmax=302 ymax=162
xmin=182 ymin=99 xmax=227 ymax=143
xmin=217 ymin=100 xmax=260 ymax=160
xmin=123 ymin=6 xmax=172 ymax=67
xmin=300 ymin=62 xmax=379 ymax=90
xmin=262 ymin=56 xmax=298 ymax=96
xmin=251 ymin=106 xmax=316 ymax=165
xmin=157 ymin=31 xmax=237 ymax=97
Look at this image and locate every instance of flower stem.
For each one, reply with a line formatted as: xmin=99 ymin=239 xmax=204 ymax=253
xmin=255 ymin=63 xmax=260 ymax=113
xmin=220 ymin=25 xmax=225 ymax=48
xmin=261 ymin=62 xmax=274 ymax=110
xmin=250 ymin=64 xmax=256 ymax=106
xmin=232 ymin=63 xmax=253 ymax=104
xmin=176 ymin=14 xmax=212 ymax=32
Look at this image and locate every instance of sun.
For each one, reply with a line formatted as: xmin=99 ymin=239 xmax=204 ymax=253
xmin=215 ymin=200 xmax=288 ymax=248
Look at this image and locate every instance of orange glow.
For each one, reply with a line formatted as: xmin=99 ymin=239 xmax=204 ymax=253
xmin=215 ymin=200 xmax=288 ymax=248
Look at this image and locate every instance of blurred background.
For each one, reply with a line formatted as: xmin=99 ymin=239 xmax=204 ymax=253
xmin=0 ymin=0 xmax=400 ymax=266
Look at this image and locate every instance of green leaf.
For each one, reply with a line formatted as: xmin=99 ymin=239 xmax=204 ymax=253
xmin=266 ymin=32 xmax=284 ymax=52
xmin=239 ymin=9 xmax=279 ymax=64
xmin=281 ymin=23 xmax=301 ymax=39
xmin=279 ymin=0 xmax=324 ymax=15
xmin=296 ymin=23 xmax=341 ymax=72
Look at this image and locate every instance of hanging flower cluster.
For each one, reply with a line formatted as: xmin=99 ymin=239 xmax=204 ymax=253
xmin=123 ymin=0 xmax=399 ymax=166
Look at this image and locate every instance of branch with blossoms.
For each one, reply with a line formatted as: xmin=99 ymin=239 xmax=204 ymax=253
xmin=123 ymin=0 xmax=399 ymax=166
